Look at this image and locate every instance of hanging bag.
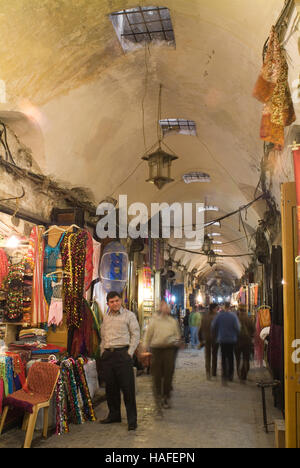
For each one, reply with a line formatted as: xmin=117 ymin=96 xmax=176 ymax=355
xmin=258 ymin=307 xmax=271 ymax=329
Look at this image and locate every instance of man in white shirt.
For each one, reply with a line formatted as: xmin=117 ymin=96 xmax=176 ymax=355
xmin=100 ymin=291 xmax=140 ymax=431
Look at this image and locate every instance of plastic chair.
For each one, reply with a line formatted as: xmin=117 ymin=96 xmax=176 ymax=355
xmin=0 ymin=361 xmax=60 ymax=448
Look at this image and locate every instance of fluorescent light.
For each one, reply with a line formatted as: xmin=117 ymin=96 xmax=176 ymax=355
xmin=198 ymin=206 xmax=219 ymax=213
xmin=212 ymin=241 xmax=222 ymax=245
xmin=213 ymin=249 xmax=223 ymax=253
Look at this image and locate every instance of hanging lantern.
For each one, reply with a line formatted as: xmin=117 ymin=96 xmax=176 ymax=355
xmin=202 ymin=234 xmax=212 ymax=255
xmin=142 ymin=147 xmax=178 ymax=190
xmin=207 ymin=250 xmax=217 ymax=267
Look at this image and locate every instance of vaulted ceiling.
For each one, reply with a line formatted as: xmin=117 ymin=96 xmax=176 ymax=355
xmin=0 ymin=0 xmax=286 ymax=282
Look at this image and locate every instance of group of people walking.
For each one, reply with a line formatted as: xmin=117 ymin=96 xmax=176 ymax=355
xmin=99 ymin=292 xmax=255 ymax=431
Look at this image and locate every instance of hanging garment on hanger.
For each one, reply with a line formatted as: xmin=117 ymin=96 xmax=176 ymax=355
xmin=0 ymin=248 xmax=9 ymax=289
xmin=84 ymin=232 xmax=93 ymax=293
xmin=27 ymin=226 xmax=48 ymax=326
xmin=43 ymin=232 xmax=66 ymax=305
xmin=48 ymin=279 xmax=63 ymax=327
xmin=61 ymin=230 xmax=88 ymax=329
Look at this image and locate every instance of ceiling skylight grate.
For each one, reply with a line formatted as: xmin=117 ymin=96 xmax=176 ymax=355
xmin=159 ymin=119 xmax=197 ymax=136
xmin=110 ymin=6 xmax=175 ymax=51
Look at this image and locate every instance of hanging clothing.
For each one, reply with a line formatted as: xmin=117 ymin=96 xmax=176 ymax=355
xmin=92 ymin=239 xmax=101 ymax=282
xmin=43 ymin=232 xmax=66 ymax=305
xmin=61 ymin=230 xmax=88 ymax=329
xmin=253 ymin=26 xmax=296 ymax=148
xmin=27 ymin=226 xmax=48 ymax=326
xmin=47 ymin=279 xmax=63 ymax=327
xmin=84 ymin=232 xmax=94 ymax=293
xmin=0 ymin=248 xmax=9 ymax=289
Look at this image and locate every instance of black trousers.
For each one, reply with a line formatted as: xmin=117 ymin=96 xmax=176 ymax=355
xmin=151 ymin=348 xmax=176 ymax=402
xmin=205 ymin=341 xmax=219 ymax=377
xmin=235 ymin=344 xmax=251 ymax=381
xmin=101 ymin=349 xmax=137 ymax=426
xmin=220 ymin=343 xmax=235 ymax=381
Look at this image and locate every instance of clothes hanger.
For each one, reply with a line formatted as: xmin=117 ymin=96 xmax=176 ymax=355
xmin=43 ymin=225 xmax=69 ymax=236
xmin=46 ymin=270 xmax=71 ymax=278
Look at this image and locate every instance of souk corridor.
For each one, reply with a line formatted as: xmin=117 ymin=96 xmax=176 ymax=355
xmin=0 ymin=349 xmax=281 ymax=449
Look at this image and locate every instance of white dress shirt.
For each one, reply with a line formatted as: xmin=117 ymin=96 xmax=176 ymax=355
xmin=100 ymin=306 xmax=140 ymax=357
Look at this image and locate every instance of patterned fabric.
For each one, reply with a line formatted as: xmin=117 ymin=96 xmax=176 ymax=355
xmin=84 ymin=232 xmax=93 ymax=292
xmin=253 ymin=26 xmax=296 ymax=148
xmin=0 ymin=248 xmax=9 ymax=289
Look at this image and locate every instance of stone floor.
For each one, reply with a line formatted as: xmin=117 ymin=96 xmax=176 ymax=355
xmin=0 ymin=349 xmax=282 ymax=448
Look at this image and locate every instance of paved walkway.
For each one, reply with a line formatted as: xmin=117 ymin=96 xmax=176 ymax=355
xmin=0 ymin=349 xmax=282 ymax=448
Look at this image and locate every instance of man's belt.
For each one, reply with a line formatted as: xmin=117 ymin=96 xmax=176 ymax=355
xmin=105 ymin=346 xmax=129 ymax=353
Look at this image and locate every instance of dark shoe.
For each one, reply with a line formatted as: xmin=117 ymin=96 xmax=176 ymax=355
xmin=100 ymin=417 xmax=121 ymax=425
xmin=128 ymin=424 xmax=137 ymax=431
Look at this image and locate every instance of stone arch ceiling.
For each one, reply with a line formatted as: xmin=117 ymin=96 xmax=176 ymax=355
xmin=0 ymin=0 xmax=285 ymax=279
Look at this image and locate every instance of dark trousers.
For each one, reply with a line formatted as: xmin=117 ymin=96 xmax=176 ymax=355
xmin=101 ymin=349 xmax=137 ymax=426
xmin=235 ymin=345 xmax=251 ymax=381
xmin=184 ymin=325 xmax=190 ymax=344
xmin=220 ymin=343 xmax=235 ymax=381
xmin=151 ymin=348 xmax=176 ymax=402
xmin=205 ymin=341 xmax=219 ymax=377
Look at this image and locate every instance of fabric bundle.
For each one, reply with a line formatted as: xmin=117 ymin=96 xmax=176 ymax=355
xmin=253 ymin=26 xmax=296 ymax=148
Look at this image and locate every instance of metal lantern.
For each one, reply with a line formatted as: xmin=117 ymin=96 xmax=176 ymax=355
xmin=142 ymin=147 xmax=178 ymax=190
xmin=207 ymin=250 xmax=217 ymax=267
xmin=202 ymin=234 xmax=212 ymax=255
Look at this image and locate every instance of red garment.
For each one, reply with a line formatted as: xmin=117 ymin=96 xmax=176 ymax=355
xmin=0 ymin=248 xmax=9 ymax=288
xmin=84 ymin=232 xmax=93 ymax=292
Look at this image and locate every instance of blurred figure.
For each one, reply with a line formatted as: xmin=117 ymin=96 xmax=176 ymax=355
xmin=212 ymin=302 xmax=241 ymax=385
xmin=189 ymin=307 xmax=202 ymax=348
xmin=143 ymin=300 xmax=181 ymax=412
xmin=199 ymin=303 xmax=219 ymax=380
xmin=235 ymin=304 xmax=255 ymax=382
xmin=183 ymin=309 xmax=191 ymax=345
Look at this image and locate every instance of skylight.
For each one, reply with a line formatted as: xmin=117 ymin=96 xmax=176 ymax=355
xmin=110 ymin=6 xmax=175 ymax=52
xmin=159 ymin=119 xmax=197 ymax=136
xmin=183 ymin=172 xmax=211 ymax=184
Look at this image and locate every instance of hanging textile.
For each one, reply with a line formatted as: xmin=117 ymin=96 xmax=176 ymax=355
xmin=55 ymin=357 xmax=96 ymax=435
xmin=253 ymin=26 xmax=296 ymax=148
xmin=84 ymin=232 xmax=93 ymax=292
xmin=5 ymin=260 xmax=25 ymax=322
xmin=92 ymin=239 xmax=101 ymax=282
xmin=61 ymin=230 xmax=88 ymax=329
xmin=0 ymin=249 xmax=9 ymax=289
xmin=43 ymin=232 xmax=66 ymax=305
xmin=292 ymin=147 xmax=300 ymax=262
xmin=27 ymin=226 xmax=48 ymax=326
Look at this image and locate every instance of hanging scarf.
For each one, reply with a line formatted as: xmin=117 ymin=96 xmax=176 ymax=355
xmin=61 ymin=231 xmax=88 ymax=329
xmin=0 ymin=248 xmax=9 ymax=289
xmin=253 ymin=26 xmax=296 ymax=149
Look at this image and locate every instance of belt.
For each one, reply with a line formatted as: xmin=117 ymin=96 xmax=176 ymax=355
xmin=105 ymin=346 xmax=129 ymax=353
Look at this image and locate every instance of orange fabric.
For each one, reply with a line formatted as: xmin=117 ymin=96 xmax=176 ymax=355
xmin=259 ymin=308 xmax=271 ymax=329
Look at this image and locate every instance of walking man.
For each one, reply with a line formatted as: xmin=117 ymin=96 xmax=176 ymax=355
xmin=235 ymin=304 xmax=255 ymax=382
xmin=212 ymin=302 xmax=241 ymax=384
xmin=100 ymin=291 xmax=140 ymax=431
xmin=189 ymin=307 xmax=202 ymax=348
xmin=199 ymin=303 xmax=219 ymax=380
xmin=143 ymin=300 xmax=181 ymax=412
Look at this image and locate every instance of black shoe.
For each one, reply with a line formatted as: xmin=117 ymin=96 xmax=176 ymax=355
xmin=100 ymin=417 xmax=121 ymax=425
xmin=128 ymin=424 xmax=137 ymax=431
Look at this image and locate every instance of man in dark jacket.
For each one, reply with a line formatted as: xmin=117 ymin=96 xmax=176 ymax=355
xmin=199 ymin=303 xmax=219 ymax=379
xmin=212 ymin=302 xmax=241 ymax=384
xmin=235 ymin=304 xmax=255 ymax=382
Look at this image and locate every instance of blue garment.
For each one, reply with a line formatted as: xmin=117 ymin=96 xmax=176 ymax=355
xmin=43 ymin=232 xmax=66 ymax=305
xmin=212 ymin=310 xmax=241 ymax=344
